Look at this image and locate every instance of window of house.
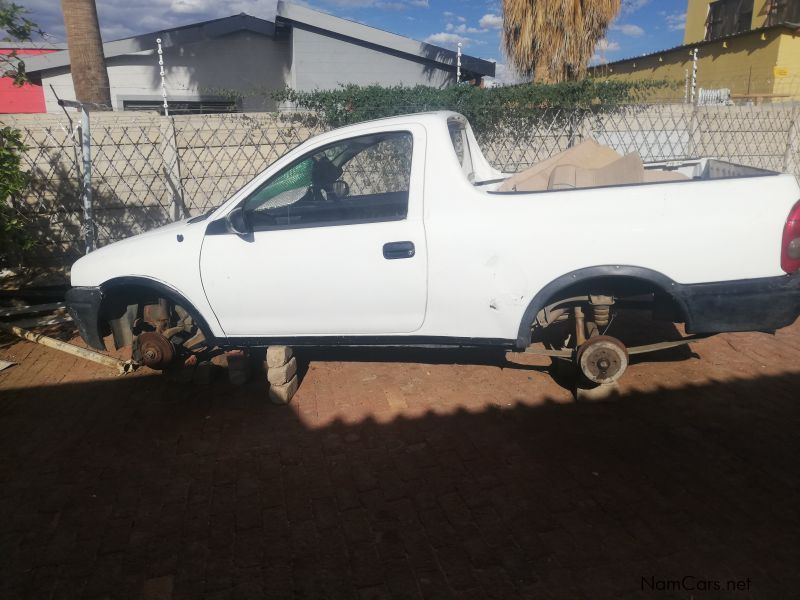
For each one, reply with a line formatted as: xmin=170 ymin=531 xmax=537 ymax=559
xmin=705 ymin=0 xmax=754 ymax=40
xmin=122 ymin=99 xmax=238 ymax=115
xmin=767 ymin=0 xmax=800 ymax=25
xmin=242 ymin=131 xmax=413 ymax=230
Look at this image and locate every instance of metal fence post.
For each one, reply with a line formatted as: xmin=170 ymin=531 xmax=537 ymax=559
xmin=79 ymin=105 xmax=96 ymax=253
xmin=58 ymin=98 xmax=99 ymax=253
xmin=159 ymin=115 xmax=186 ymax=221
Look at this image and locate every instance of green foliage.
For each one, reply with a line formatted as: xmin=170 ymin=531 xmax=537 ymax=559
xmin=271 ymin=79 xmax=672 ymax=132
xmin=1 ymin=1 xmax=41 ymax=263
xmin=0 ymin=1 xmax=37 ymax=41
xmin=0 ymin=127 xmax=33 ymax=263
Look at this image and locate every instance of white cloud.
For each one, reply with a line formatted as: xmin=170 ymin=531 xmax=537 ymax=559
xmin=483 ymin=61 xmax=525 ymax=87
xmin=665 ymin=11 xmax=686 ymax=32
xmin=611 ymin=23 xmax=644 ymax=37
xmin=319 ymin=0 xmax=428 ymax=7
xmin=24 ymin=0 xmax=439 ymax=43
xmin=324 ymin=0 xmax=376 ymax=6
xmin=596 ymin=38 xmax=621 ymax=52
xmin=21 ymin=0 xmax=287 ymax=41
xmin=479 ymin=14 xmax=502 ymax=30
xmin=447 ymin=23 xmax=483 ymax=34
xmin=424 ymin=31 xmax=471 ymax=47
xmin=171 ymin=0 xmax=204 ymax=14
xmin=591 ymin=38 xmax=621 ymax=64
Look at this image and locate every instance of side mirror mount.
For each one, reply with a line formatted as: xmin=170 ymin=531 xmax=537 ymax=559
xmin=225 ymin=206 xmax=250 ymax=236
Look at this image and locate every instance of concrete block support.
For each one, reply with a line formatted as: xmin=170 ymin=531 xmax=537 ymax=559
xmin=265 ymin=346 xmax=299 ymax=404
xmin=267 ymin=356 xmax=297 ymax=386
xmin=266 ymin=345 xmax=293 ymax=368
xmin=269 ymin=375 xmax=299 ymax=405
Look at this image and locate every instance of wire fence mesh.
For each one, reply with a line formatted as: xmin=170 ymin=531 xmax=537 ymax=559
xmin=3 ymin=102 xmax=800 ymax=267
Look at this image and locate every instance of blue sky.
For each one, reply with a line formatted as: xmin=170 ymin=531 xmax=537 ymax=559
xmin=21 ymin=0 xmax=689 ymax=82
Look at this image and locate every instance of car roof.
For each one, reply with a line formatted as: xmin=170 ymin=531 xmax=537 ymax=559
xmin=325 ymin=110 xmax=463 ymax=135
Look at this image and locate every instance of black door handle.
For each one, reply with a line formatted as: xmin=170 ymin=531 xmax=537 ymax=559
xmin=383 ymin=241 xmax=415 ymax=260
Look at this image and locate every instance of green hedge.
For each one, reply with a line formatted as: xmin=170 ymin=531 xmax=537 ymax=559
xmin=271 ymin=79 xmax=673 ymax=132
xmin=1 ymin=126 xmax=33 ymax=264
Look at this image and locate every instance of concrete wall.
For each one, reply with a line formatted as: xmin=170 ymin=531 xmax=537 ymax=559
xmin=41 ymin=31 xmax=292 ymax=114
xmin=290 ymin=25 xmax=454 ymax=91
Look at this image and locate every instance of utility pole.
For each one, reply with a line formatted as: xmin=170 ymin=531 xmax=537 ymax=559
xmin=684 ymin=68 xmax=689 ymax=104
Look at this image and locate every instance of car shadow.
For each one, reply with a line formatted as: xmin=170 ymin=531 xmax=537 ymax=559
xmin=0 ymin=369 xmax=798 ymax=598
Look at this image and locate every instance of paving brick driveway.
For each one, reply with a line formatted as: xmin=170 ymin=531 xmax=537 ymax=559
xmin=0 ymin=322 xmax=799 ymax=599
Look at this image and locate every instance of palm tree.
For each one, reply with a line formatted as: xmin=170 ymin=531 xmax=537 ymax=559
xmin=60 ymin=0 xmax=111 ymax=107
xmin=502 ymin=0 xmax=621 ymax=83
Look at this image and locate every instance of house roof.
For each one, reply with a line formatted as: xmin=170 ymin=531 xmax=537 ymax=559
xmin=22 ymin=2 xmax=495 ymax=78
xmin=274 ymin=1 xmax=494 ymax=78
xmin=592 ymin=23 xmax=797 ymax=70
xmin=21 ymin=13 xmax=275 ymax=73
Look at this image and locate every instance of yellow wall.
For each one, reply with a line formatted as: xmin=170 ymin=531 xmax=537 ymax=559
xmin=684 ymin=0 xmax=771 ymax=44
xmin=774 ymin=32 xmax=800 ymax=97
xmin=594 ymin=28 xmax=792 ymax=100
xmin=685 ymin=0 xmax=713 ymax=44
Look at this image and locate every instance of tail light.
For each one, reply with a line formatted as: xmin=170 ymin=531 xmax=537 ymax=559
xmin=782 ymin=200 xmax=800 ymax=273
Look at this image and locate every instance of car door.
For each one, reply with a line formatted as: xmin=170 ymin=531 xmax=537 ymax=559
xmin=199 ymin=126 xmax=428 ymax=338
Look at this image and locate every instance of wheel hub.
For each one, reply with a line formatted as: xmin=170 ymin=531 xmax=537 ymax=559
xmin=136 ymin=331 xmax=175 ymax=370
xmin=577 ymin=335 xmax=629 ymax=385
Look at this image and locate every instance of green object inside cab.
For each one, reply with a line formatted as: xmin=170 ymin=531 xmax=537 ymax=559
xmin=257 ymin=158 xmax=313 ymax=203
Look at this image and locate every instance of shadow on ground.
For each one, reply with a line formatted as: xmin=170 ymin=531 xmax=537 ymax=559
xmin=1 ymin=368 xmax=798 ymax=599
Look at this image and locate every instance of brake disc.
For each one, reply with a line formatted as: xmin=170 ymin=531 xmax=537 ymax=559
xmin=135 ymin=331 xmax=175 ymax=370
xmin=576 ymin=335 xmax=629 ymax=385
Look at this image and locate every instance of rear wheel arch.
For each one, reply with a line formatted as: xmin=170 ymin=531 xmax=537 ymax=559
xmin=516 ymin=266 xmax=691 ymax=348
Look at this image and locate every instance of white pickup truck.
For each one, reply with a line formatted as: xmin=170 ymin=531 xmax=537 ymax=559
xmin=67 ymin=111 xmax=800 ymax=385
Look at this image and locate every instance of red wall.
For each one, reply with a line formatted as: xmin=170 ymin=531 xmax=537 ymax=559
xmin=0 ymin=49 xmax=57 ymax=114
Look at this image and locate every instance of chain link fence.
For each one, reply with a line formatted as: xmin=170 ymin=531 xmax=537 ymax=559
xmin=3 ymin=102 xmax=800 ymax=268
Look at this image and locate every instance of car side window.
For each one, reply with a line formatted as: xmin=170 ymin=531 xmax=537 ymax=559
xmin=448 ymin=120 xmax=474 ymax=183
xmin=243 ymin=131 xmax=413 ymax=230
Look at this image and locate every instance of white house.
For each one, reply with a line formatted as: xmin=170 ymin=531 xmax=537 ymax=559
xmin=22 ymin=1 xmax=495 ymax=114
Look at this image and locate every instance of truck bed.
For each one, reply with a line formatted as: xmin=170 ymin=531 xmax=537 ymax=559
xmin=484 ymin=158 xmax=778 ymax=194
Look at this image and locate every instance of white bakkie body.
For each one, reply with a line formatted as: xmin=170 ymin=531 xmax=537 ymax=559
xmin=69 ymin=112 xmax=800 ymax=350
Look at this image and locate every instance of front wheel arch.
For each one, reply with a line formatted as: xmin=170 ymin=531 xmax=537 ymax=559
xmin=98 ymin=277 xmax=219 ymax=348
xmin=516 ymin=266 xmax=691 ymax=349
